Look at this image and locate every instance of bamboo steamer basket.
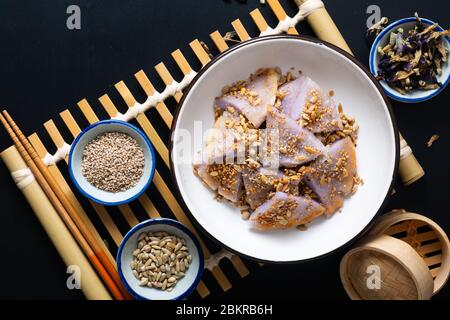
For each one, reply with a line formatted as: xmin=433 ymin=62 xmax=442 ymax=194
xmin=368 ymin=209 xmax=450 ymax=295
xmin=340 ymin=234 xmax=434 ymax=300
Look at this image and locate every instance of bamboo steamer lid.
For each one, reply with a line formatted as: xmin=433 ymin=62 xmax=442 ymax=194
xmin=368 ymin=209 xmax=450 ymax=295
xmin=340 ymin=234 xmax=434 ymax=300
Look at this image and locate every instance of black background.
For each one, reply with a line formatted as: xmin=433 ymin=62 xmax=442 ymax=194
xmin=0 ymin=0 xmax=449 ymax=300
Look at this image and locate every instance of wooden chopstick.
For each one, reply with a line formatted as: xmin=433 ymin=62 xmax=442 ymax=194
xmin=0 ymin=111 xmax=131 ymax=300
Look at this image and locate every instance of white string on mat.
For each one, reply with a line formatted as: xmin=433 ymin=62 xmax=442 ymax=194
xmin=42 ymin=142 xmax=71 ymax=166
xmin=113 ymin=70 xmax=197 ymax=122
xmin=260 ymin=0 xmax=324 ymax=36
xmin=11 ymin=168 xmax=35 ymax=189
xmin=35 ymin=0 xmax=323 ymax=166
xmin=9 ymin=143 xmax=71 ymax=186
xmin=400 ymin=138 xmax=412 ymax=159
xmin=204 ymin=249 xmax=234 ymax=271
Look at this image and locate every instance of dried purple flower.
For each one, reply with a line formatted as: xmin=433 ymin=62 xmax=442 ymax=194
xmin=376 ymin=13 xmax=449 ymax=94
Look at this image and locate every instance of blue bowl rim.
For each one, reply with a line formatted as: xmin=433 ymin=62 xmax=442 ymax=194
xmin=369 ymin=17 xmax=450 ymax=103
xmin=116 ymin=218 xmax=205 ymax=300
xmin=68 ymin=119 xmax=156 ymax=206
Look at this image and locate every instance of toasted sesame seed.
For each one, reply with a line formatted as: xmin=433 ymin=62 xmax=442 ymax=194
xmin=81 ymin=132 xmax=145 ymax=192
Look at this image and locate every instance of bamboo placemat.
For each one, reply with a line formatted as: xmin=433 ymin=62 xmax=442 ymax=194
xmin=1 ymin=0 xmax=425 ymax=299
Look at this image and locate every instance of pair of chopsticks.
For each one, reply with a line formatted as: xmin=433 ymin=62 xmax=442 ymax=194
xmin=0 ymin=110 xmax=132 ymax=300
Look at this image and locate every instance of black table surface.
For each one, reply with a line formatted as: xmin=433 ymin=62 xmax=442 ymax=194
xmin=0 ymin=0 xmax=449 ymax=300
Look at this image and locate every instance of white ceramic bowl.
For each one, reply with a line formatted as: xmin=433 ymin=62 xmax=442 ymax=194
xmin=117 ymin=218 xmax=204 ymax=300
xmin=369 ymin=17 xmax=450 ymax=103
xmin=171 ymin=35 xmax=399 ymax=263
xmin=69 ymin=120 xmax=155 ymax=205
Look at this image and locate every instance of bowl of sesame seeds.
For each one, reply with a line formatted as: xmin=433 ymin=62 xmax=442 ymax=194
xmin=68 ymin=120 xmax=155 ymax=205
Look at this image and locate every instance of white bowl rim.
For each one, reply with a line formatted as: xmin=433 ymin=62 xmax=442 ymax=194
xmin=369 ymin=17 xmax=450 ymax=103
xmin=68 ymin=119 xmax=156 ymax=206
xmin=169 ymin=35 xmax=400 ymax=264
xmin=116 ymin=218 xmax=204 ymax=300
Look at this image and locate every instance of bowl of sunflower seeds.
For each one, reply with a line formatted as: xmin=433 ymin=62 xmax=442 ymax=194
xmin=117 ymin=218 xmax=204 ymax=300
xmin=370 ymin=14 xmax=450 ymax=103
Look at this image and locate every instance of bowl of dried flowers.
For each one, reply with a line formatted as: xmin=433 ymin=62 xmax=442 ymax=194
xmin=370 ymin=14 xmax=450 ymax=103
xmin=68 ymin=120 xmax=156 ymax=205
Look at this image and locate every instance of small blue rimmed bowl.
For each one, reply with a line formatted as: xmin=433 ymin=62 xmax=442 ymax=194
xmin=68 ymin=120 xmax=155 ymax=206
xmin=117 ymin=218 xmax=204 ymax=300
xmin=369 ymin=17 xmax=450 ymax=103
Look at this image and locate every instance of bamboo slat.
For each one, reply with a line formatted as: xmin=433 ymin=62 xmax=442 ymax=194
xmin=99 ymin=94 xmax=170 ymax=167
xmin=417 ymin=242 xmax=442 ymax=256
xmin=231 ymin=19 xmax=251 ymax=41
xmin=385 ymin=221 xmax=428 ymax=236
xmin=250 ymin=9 xmax=270 ymax=34
xmin=154 ymin=63 xmax=183 ymax=103
xmin=401 ymin=231 xmax=437 ymax=244
xmin=189 ymin=39 xmax=212 ymax=66
xmin=78 ymin=99 xmax=100 ymax=123
xmin=424 ymin=254 xmax=442 ymax=267
xmin=267 ymin=0 xmax=299 ymax=35
xmin=137 ymin=192 xmax=161 ymax=219
xmin=133 ymin=71 xmax=173 ymax=128
xmin=210 ymin=31 xmax=229 ymax=53
xmin=431 ymin=267 xmax=440 ymax=278
xmin=171 ymin=49 xmax=192 ymax=75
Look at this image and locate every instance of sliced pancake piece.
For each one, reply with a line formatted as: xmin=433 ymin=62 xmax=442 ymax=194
xmin=278 ymin=75 xmax=320 ymax=120
xmin=250 ymin=192 xmax=325 ymax=231
xmin=193 ymin=163 xmax=219 ymax=191
xmin=242 ymin=167 xmax=301 ymax=210
xmin=304 ymin=137 xmax=357 ymax=215
xmin=213 ymin=109 xmax=241 ymax=129
xmin=193 ymin=163 xmax=243 ymax=203
xmin=300 ymin=91 xmax=343 ymax=133
xmin=215 ymin=68 xmax=280 ymax=128
xmin=327 ymin=137 xmax=357 ymax=195
xmin=264 ymin=108 xmax=325 ymax=168
xmin=242 ymin=167 xmax=276 ymax=210
xmin=278 ymin=75 xmax=342 ymax=133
